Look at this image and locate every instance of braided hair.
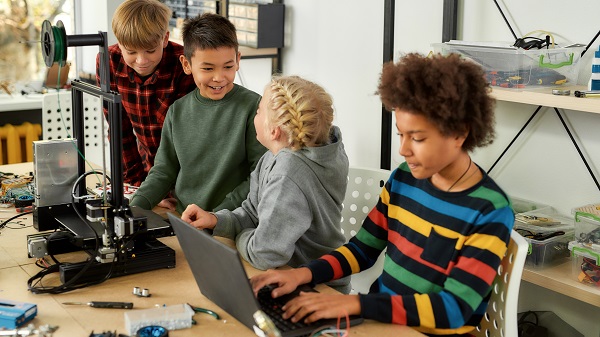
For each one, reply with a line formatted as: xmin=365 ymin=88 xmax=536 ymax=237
xmin=266 ymin=76 xmax=334 ymax=151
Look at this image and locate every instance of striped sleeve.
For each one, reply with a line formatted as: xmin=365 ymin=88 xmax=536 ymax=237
xmin=308 ymin=163 xmax=515 ymax=336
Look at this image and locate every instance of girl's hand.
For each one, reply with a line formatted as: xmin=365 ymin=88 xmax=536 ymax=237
xmin=181 ymin=204 xmax=217 ymax=230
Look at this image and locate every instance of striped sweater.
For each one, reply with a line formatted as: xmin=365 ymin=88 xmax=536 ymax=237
xmin=307 ymin=162 xmax=514 ymax=336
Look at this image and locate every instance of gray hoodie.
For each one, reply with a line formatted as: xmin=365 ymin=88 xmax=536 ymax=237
xmin=213 ymin=126 xmax=350 ymax=292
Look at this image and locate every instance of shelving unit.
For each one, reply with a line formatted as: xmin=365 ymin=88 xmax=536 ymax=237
xmin=490 ymin=86 xmax=600 ymax=115
xmin=492 ymin=85 xmax=600 ymax=309
xmin=164 ymin=0 xmax=284 ymax=74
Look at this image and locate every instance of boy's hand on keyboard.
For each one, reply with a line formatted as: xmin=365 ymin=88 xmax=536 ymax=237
xmin=250 ymin=268 xmax=312 ymax=298
xmin=281 ymin=292 xmax=361 ymax=324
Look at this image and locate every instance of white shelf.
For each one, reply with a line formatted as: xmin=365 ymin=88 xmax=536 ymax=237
xmin=491 ymin=86 xmax=600 ymax=115
xmin=0 ymin=94 xmax=43 ymax=112
xmin=523 ymin=262 xmax=600 ymax=307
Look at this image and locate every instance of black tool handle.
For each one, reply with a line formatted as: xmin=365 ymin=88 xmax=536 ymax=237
xmin=89 ymin=301 xmax=134 ymax=309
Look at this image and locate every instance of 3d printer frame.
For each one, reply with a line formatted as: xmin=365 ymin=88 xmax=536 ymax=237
xmin=28 ymin=23 xmax=175 ymax=287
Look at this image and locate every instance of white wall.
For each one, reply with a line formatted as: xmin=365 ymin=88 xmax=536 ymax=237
xmin=75 ymin=0 xmax=122 ymax=76
xmin=281 ymin=0 xmax=600 ymax=215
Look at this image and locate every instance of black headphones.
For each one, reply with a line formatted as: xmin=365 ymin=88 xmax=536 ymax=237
xmin=513 ymin=36 xmax=549 ymax=50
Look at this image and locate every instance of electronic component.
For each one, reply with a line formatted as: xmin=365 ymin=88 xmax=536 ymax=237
xmin=552 ymin=89 xmax=571 ymax=96
xmin=0 ymin=299 xmax=37 ymax=329
xmin=136 ymin=326 xmax=168 ymax=337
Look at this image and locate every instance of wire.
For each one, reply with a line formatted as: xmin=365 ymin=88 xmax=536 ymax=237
xmin=28 ymin=171 xmax=115 ymax=294
xmin=0 ymin=211 xmax=32 ymax=230
xmin=523 ymin=30 xmax=555 ymax=48
xmin=309 ymin=310 xmax=350 ymax=337
xmin=71 ymin=170 xmax=111 ymax=200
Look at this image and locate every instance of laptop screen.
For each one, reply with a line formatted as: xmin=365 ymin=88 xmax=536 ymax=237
xmin=168 ymin=213 xmax=261 ymax=330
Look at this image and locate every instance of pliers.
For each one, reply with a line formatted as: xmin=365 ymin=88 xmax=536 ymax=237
xmin=188 ymin=303 xmax=220 ymax=324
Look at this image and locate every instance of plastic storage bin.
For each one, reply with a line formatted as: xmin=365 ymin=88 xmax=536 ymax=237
xmin=431 ymin=41 xmax=584 ymax=90
xmin=572 ymin=203 xmax=600 ymax=244
xmin=509 ymin=196 xmax=551 ymax=214
xmin=569 ymin=241 xmax=600 ymax=287
xmin=124 ymin=304 xmax=195 ymax=335
xmin=514 ymin=209 xmax=574 ymax=268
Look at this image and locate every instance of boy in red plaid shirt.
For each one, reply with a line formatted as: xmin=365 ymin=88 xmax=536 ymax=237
xmin=96 ymin=0 xmax=196 ymax=189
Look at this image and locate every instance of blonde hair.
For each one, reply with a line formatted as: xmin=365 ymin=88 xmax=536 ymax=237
xmin=266 ymin=76 xmax=334 ymax=151
xmin=112 ymin=0 xmax=171 ymax=50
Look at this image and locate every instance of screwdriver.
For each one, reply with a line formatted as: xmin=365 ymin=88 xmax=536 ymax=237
xmin=62 ymin=301 xmax=133 ymax=309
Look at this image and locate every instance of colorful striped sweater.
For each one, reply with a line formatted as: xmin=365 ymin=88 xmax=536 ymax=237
xmin=307 ymin=162 xmax=514 ymax=336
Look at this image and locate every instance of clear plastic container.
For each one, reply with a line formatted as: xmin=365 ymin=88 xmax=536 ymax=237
xmin=522 ymin=231 xmax=573 ymax=268
xmin=124 ymin=304 xmax=195 ymax=335
xmin=569 ymin=241 xmax=600 ymax=287
xmin=514 ymin=209 xmax=574 ymax=268
xmin=509 ymin=196 xmax=551 ymax=214
xmin=572 ymin=203 xmax=600 ymax=244
xmin=432 ymin=41 xmax=584 ymax=90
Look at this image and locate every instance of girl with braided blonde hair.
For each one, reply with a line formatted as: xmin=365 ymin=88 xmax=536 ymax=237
xmin=182 ymin=75 xmax=352 ymax=293
xmin=266 ymin=76 xmax=334 ymax=151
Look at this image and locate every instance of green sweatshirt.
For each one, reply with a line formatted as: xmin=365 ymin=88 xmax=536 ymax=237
xmin=130 ymin=84 xmax=267 ymax=214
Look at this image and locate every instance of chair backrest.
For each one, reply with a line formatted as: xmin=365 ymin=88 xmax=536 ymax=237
xmin=472 ymin=230 xmax=528 ymax=337
xmin=341 ymin=166 xmax=392 ymax=294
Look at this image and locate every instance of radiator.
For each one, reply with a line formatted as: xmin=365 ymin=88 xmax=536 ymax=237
xmin=0 ymin=122 xmax=42 ymax=164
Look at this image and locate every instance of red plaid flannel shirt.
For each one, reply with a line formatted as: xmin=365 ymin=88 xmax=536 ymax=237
xmin=96 ymin=41 xmax=196 ymax=186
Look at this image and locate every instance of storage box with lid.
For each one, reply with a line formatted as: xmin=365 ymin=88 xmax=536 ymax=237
xmin=572 ymin=203 xmax=600 ymax=244
xmin=568 ymin=241 xmax=600 ymax=288
xmin=514 ymin=209 xmax=574 ymax=268
xmin=125 ymin=303 xmax=195 ymax=335
xmin=431 ymin=41 xmax=584 ymax=90
xmin=509 ymin=195 xmax=552 ymax=214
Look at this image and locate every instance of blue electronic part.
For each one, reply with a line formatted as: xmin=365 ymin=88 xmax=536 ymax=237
xmin=0 ymin=299 xmax=37 ymax=329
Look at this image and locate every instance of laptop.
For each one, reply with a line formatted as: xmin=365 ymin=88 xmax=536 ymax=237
xmin=168 ymin=213 xmax=364 ymax=337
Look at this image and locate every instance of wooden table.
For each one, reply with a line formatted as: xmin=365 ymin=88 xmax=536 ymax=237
xmin=0 ymin=162 xmax=424 ymax=337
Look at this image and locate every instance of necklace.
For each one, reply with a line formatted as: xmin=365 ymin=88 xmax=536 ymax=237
xmin=447 ymin=157 xmax=472 ymax=192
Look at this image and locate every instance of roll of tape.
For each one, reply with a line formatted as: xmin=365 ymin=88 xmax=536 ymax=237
xmin=552 ymin=89 xmax=570 ymax=96
xmin=136 ymin=326 xmax=168 ymax=337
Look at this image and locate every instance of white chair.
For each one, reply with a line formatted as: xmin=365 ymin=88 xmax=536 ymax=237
xmin=472 ymin=230 xmax=528 ymax=337
xmin=341 ymin=166 xmax=392 ymax=294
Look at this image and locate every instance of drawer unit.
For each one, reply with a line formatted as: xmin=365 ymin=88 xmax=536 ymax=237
xmin=229 ymin=2 xmax=284 ymax=48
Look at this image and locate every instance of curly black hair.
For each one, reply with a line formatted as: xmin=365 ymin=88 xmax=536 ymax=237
xmin=377 ymin=53 xmax=496 ymax=152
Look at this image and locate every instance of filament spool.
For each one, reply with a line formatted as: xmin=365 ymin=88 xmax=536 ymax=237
xmin=41 ymin=20 xmax=67 ymax=67
xmin=40 ymin=20 xmax=106 ymax=68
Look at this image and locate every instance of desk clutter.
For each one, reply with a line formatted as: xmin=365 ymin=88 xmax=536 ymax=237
xmin=0 ymin=171 xmax=34 ymax=211
xmin=512 ymin=197 xmax=600 ymax=288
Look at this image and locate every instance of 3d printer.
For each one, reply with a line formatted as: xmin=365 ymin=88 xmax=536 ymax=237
xmin=26 ymin=21 xmax=175 ymax=292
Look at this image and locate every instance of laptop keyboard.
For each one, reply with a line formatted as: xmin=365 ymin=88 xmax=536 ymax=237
xmin=257 ymin=286 xmax=311 ymax=333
